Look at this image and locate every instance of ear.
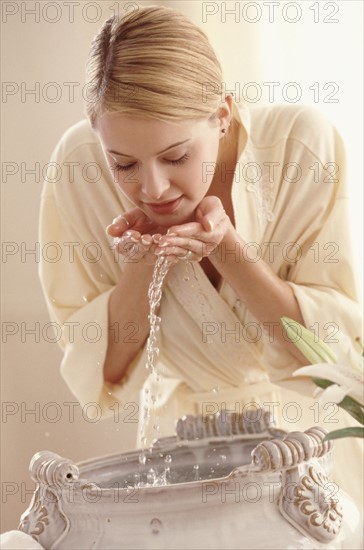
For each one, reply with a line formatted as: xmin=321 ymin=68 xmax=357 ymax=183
xmin=218 ymin=94 xmax=234 ymax=133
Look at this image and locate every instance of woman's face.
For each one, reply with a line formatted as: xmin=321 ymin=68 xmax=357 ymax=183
xmin=96 ymin=112 xmax=224 ymax=227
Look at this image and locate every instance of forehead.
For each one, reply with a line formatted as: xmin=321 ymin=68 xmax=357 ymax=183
xmin=95 ymin=112 xmax=210 ymax=156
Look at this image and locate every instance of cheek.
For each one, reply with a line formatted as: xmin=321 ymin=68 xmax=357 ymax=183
xmin=112 ymin=175 xmax=139 ymax=206
xmin=109 ymin=166 xmax=138 ymax=194
xmin=187 ymin=156 xmax=216 ymax=194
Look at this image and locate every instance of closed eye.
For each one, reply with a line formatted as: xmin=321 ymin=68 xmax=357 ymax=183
xmin=111 ymin=162 xmax=135 ymax=173
xmin=111 ymin=153 xmax=190 ymax=173
xmin=169 ymin=153 xmax=190 ymax=165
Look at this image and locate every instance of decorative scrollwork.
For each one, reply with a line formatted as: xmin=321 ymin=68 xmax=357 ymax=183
xmin=176 ymin=408 xmax=278 ymax=441
xmin=244 ymin=146 xmax=275 ymax=234
xmin=18 ymin=452 xmax=75 ymax=547
xmin=279 ymin=464 xmax=343 ymax=543
xmin=251 ymin=426 xmax=333 ymax=471
xmin=294 ymin=466 xmax=342 ymax=534
xmin=29 ymin=450 xmax=79 ymax=486
xmin=18 ymin=487 xmax=50 ymax=543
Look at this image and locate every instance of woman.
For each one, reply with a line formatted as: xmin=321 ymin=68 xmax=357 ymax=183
xmin=39 ymin=5 xmax=362 ymax=501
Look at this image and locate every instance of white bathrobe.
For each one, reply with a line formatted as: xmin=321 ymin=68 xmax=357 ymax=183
xmin=38 ymin=101 xmax=363 ymax=507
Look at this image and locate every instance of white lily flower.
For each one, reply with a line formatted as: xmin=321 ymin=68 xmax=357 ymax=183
xmin=282 ymin=317 xmax=363 ymax=406
xmin=293 ymin=362 xmax=364 ymax=404
xmin=328 ymin=330 xmax=363 ymax=373
xmin=315 ymin=383 xmax=350 ymax=407
xmin=283 ymin=317 xmax=363 ymax=438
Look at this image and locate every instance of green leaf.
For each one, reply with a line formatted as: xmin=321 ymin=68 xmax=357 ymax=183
xmin=323 ymin=427 xmax=364 ymax=441
xmin=338 ymin=396 xmax=364 ymax=425
xmin=311 ymin=379 xmax=364 ymax=424
xmin=312 ymin=377 xmax=335 ymax=389
xmin=339 ymin=394 xmax=364 ymax=410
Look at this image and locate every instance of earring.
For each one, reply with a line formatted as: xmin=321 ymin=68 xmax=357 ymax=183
xmin=221 ymin=123 xmax=230 ymax=135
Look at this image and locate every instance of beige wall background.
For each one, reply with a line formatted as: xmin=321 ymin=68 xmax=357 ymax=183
xmin=1 ymin=0 xmax=363 ymax=532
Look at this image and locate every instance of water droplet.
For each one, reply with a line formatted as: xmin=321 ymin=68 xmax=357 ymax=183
xmin=193 ymin=464 xmax=199 ymax=470
xmin=212 ymin=386 xmax=220 ymax=393
xmin=164 ymin=454 xmax=172 ymax=464
xmin=147 ymin=468 xmax=156 ymax=484
xmin=150 ymin=518 xmax=162 ymax=535
xmin=139 ymin=453 xmax=146 ymax=465
xmin=144 ymin=388 xmax=149 ymax=394
xmin=183 ymin=275 xmax=189 ymax=282
xmin=82 ymin=295 xmax=88 ymax=303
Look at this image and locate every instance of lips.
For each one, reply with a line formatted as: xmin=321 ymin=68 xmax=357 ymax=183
xmin=145 ymin=196 xmax=183 ymax=215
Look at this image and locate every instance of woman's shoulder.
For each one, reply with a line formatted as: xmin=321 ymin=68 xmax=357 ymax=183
xmin=51 ymin=119 xmax=102 ymax=162
xmin=247 ymin=103 xmax=338 ymax=150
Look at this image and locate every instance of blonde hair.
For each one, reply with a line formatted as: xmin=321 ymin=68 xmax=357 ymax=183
xmin=84 ymin=5 xmax=225 ymax=127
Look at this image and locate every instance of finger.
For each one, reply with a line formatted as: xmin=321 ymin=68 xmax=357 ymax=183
xmin=112 ymin=231 xmax=141 ymax=250
xmin=152 ymin=233 xmax=163 ymax=244
xmin=196 ymin=197 xmax=227 ymax=233
xmin=141 ymin=234 xmax=153 ymax=246
xmin=107 ymin=209 xmax=153 ymax=236
xmin=166 ymin=222 xmax=203 ymax=238
xmin=156 ymin=246 xmax=198 ymax=262
xmin=106 ymin=215 xmax=130 ymax=236
xmin=157 ymin=234 xmax=221 ymax=261
xmin=155 ymin=237 xmax=205 ymax=259
xmin=200 ymin=208 xmax=227 ymax=232
xmin=115 ymin=237 xmax=153 ymax=263
xmin=124 ymin=230 xmax=141 ymax=241
xmin=160 ymin=233 xmax=218 ymax=250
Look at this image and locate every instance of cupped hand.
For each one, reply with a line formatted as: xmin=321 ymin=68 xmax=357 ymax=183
xmin=106 ymin=208 xmax=172 ymax=264
xmin=154 ymin=196 xmax=232 ymax=262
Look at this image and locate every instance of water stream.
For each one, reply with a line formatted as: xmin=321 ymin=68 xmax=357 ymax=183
xmin=136 ymin=257 xmax=224 ymax=487
xmin=139 ymin=256 xmax=171 ymax=470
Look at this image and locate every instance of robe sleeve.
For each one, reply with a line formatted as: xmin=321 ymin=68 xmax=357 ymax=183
xmin=260 ymin=107 xmax=362 ymax=388
xmin=38 ymin=123 xmax=148 ymax=417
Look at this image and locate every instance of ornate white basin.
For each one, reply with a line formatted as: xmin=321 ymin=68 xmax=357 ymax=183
xmin=18 ymin=410 xmax=361 ymax=549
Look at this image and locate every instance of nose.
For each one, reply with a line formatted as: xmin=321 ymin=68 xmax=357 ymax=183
xmin=141 ymin=166 xmax=170 ymax=200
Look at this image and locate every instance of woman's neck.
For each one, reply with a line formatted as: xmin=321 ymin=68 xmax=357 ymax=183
xmin=207 ymin=119 xmax=240 ymax=225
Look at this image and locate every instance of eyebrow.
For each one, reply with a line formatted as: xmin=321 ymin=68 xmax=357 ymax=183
xmin=107 ymin=139 xmax=191 ymax=158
